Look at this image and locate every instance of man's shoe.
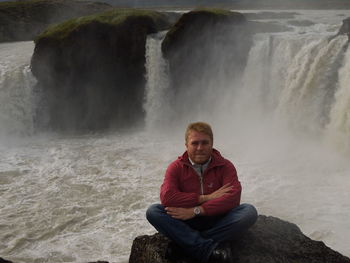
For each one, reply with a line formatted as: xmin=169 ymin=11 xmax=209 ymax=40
xmin=208 ymin=245 xmax=233 ymax=263
xmin=165 ymin=242 xmax=185 ymax=260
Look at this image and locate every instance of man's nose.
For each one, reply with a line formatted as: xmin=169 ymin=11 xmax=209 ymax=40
xmin=197 ymin=143 xmax=203 ymax=149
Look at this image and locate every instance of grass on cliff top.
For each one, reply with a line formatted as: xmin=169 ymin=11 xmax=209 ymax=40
xmin=191 ymin=8 xmax=234 ymax=16
xmin=36 ymin=8 xmax=165 ymax=42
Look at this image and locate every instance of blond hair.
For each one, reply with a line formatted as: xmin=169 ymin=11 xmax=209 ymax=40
xmin=185 ymin=122 xmax=213 ymax=143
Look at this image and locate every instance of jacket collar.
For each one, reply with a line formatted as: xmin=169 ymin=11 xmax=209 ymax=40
xmin=178 ymin=148 xmax=226 ymax=168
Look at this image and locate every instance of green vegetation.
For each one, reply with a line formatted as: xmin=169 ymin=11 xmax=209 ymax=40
xmin=36 ymin=8 xmax=166 ymax=42
xmin=191 ymin=8 xmax=233 ymax=16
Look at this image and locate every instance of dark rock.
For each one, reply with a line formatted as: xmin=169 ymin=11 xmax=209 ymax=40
xmin=161 ymin=9 xmax=252 ymax=120
xmin=337 ymin=17 xmax=350 ymax=37
xmin=0 ymin=0 xmax=112 ymax=43
xmin=0 ymin=257 xmax=13 ymax=263
xmin=162 ymin=9 xmax=247 ymax=57
xmin=31 ymin=9 xmax=170 ymax=131
xmin=129 ymin=215 xmax=350 ymax=263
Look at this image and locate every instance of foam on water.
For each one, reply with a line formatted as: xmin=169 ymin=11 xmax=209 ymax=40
xmin=0 ymin=133 xmax=181 ymax=263
xmin=0 ymin=130 xmax=349 ymax=263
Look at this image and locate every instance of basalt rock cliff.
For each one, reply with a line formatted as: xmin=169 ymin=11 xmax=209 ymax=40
xmin=129 ymin=215 xmax=350 ymax=263
xmin=337 ymin=17 xmax=350 ymax=39
xmin=161 ymin=9 xmax=252 ymax=119
xmin=31 ymin=9 xmax=170 ymax=131
xmin=0 ymin=0 xmax=112 ymax=43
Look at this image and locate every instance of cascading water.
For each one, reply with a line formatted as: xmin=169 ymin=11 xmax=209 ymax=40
xmin=275 ymin=35 xmax=347 ymax=133
xmin=326 ymin=46 xmax=350 ymax=153
xmin=0 ymin=42 xmax=37 ymax=139
xmin=1 ymin=10 xmax=350 ymax=263
xmin=236 ymin=33 xmax=349 ymax=137
xmin=144 ymin=31 xmax=174 ymax=131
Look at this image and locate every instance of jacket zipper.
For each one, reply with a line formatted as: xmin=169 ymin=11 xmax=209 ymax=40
xmin=199 ymin=174 xmax=204 ymax=195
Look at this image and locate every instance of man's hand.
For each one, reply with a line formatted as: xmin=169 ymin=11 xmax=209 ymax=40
xmin=199 ymin=183 xmax=233 ymax=204
xmin=165 ymin=207 xmax=196 ymax=220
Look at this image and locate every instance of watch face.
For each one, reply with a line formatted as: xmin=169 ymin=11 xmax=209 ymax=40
xmin=194 ymin=207 xmax=200 ymax=215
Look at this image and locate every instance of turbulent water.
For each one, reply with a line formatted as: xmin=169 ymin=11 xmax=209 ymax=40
xmin=1 ymin=10 xmax=350 ymax=263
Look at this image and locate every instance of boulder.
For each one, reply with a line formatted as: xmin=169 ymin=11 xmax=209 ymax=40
xmin=0 ymin=258 xmax=12 ymax=263
xmin=129 ymin=215 xmax=350 ymax=263
xmin=337 ymin=17 xmax=350 ymax=37
xmin=161 ymin=9 xmax=252 ymax=120
xmin=0 ymin=0 xmax=112 ymax=43
xmin=31 ymin=9 xmax=170 ymax=131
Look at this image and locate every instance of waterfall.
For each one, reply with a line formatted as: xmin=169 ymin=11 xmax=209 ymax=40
xmin=239 ymin=34 xmax=348 ymax=134
xmin=0 ymin=42 xmax=37 ymax=138
xmin=274 ymin=35 xmax=348 ymax=134
xmin=144 ymin=31 xmax=350 ymax=153
xmin=144 ymin=31 xmax=174 ymax=131
xmin=326 ymin=47 xmax=350 ymax=153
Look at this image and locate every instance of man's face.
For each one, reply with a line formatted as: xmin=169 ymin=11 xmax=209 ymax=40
xmin=186 ymin=130 xmax=213 ymax=164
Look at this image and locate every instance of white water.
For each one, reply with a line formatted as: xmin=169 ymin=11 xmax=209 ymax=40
xmin=0 ymin=42 xmax=37 ymax=139
xmin=1 ymin=10 xmax=350 ymax=263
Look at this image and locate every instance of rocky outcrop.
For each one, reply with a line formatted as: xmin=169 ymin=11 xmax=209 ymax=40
xmin=0 ymin=0 xmax=112 ymax=43
xmin=31 ymin=9 xmax=170 ymax=131
xmin=0 ymin=257 xmax=12 ymax=263
xmin=161 ymin=9 xmax=252 ymax=119
xmin=129 ymin=215 xmax=350 ymax=263
xmin=337 ymin=17 xmax=350 ymax=38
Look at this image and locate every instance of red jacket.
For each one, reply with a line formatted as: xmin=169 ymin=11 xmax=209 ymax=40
xmin=160 ymin=149 xmax=241 ymax=216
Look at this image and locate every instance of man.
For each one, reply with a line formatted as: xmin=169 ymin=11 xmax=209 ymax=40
xmin=146 ymin=122 xmax=257 ymax=263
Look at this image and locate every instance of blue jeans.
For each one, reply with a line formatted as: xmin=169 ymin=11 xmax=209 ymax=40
xmin=146 ymin=203 xmax=258 ymax=263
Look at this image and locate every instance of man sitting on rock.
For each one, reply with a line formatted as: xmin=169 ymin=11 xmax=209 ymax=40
xmin=146 ymin=122 xmax=258 ymax=263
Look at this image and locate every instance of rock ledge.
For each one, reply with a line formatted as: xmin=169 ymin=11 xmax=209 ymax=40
xmin=129 ymin=215 xmax=350 ymax=263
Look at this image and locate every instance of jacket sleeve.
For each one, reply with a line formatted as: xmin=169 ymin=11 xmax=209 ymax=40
xmin=201 ymin=161 xmax=241 ymax=216
xmin=160 ymin=162 xmax=199 ymax=208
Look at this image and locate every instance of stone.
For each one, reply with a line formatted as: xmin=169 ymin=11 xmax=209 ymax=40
xmin=337 ymin=17 xmax=350 ymax=37
xmin=0 ymin=257 xmax=13 ymax=263
xmin=129 ymin=215 xmax=350 ymax=263
xmin=30 ymin=9 xmax=170 ymax=131
xmin=161 ymin=9 xmax=252 ymax=121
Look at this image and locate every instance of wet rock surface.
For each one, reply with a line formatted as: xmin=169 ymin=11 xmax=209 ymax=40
xmin=161 ymin=9 xmax=253 ymax=119
xmin=337 ymin=17 xmax=350 ymax=37
xmin=31 ymin=9 xmax=170 ymax=131
xmin=129 ymin=215 xmax=350 ymax=263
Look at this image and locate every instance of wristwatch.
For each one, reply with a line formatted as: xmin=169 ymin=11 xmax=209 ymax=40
xmin=194 ymin=206 xmax=201 ymax=216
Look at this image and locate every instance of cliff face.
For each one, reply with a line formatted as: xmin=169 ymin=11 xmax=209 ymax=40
xmin=0 ymin=0 xmax=112 ymax=43
xmin=160 ymin=9 xmax=253 ymax=120
xmin=129 ymin=215 xmax=350 ymax=263
xmin=337 ymin=17 xmax=350 ymax=37
xmin=31 ymin=9 xmax=170 ymax=131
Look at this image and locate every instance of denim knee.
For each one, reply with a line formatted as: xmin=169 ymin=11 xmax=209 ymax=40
xmin=240 ymin=203 xmax=258 ymax=226
xmin=146 ymin=203 xmax=163 ymax=223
